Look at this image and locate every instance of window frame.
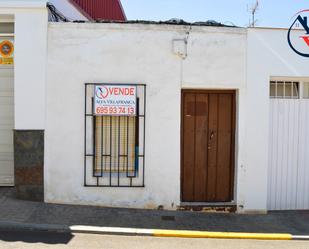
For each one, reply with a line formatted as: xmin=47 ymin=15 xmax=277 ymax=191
xmin=84 ymin=83 xmax=146 ymax=188
xmin=270 ymin=77 xmax=309 ymax=100
xmin=270 ymin=80 xmax=299 ymax=99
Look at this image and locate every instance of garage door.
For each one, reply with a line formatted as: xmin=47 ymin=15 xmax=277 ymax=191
xmin=0 ymin=67 xmax=14 ymax=186
xmin=268 ymin=80 xmax=309 ymax=210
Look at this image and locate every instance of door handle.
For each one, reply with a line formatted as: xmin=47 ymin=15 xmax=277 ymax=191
xmin=208 ymin=131 xmax=215 ymax=150
xmin=210 ymin=131 xmax=215 ymax=140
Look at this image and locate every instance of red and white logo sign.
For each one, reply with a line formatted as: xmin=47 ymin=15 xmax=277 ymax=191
xmin=288 ymin=10 xmax=309 ymax=57
xmin=94 ymin=85 xmax=137 ymax=116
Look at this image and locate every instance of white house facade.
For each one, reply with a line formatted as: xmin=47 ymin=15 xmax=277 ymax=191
xmin=0 ymin=0 xmax=309 ymax=213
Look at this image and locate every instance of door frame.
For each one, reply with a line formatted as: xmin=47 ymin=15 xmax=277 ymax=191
xmin=180 ymin=89 xmax=237 ymax=203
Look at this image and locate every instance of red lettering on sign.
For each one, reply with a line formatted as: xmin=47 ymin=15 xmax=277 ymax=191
xmin=108 ymin=87 xmax=135 ymax=96
xmin=130 ymin=88 xmax=134 ymax=95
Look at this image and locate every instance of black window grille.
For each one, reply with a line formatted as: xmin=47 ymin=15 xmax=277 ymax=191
xmin=84 ymin=83 xmax=146 ymax=187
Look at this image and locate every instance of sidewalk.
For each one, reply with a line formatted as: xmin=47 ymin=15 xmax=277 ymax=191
xmin=0 ymin=188 xmax=309 ymax=237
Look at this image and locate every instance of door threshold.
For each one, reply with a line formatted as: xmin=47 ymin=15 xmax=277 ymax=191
xmin=180 ymin=201 xmax=236 ymax=207
xmin=178 ymin=202 xmax=237 ymax=213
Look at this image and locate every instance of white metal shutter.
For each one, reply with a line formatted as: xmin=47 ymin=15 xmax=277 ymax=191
xmin=0 ymin=67 xmax=14 ymax=186
xmin=268 ymin=99 xmax=309 ymax=210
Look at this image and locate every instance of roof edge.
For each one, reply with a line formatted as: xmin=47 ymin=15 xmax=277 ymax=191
xmin=67 ymin=0 xmax=93 ymax=21
xmin=49 ymin=22 xmax=247 ymax=34
xmin=248 ymin=26 xmax=304 ymax=31
xmin=71 ymin=19 xmax=239 ymax=28
xmin=117 ymin=0 xmax=127 ymax=21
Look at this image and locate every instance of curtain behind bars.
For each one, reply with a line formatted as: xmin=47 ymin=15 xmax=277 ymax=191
xmin=95 ymin=116 xmax=136 ymax=175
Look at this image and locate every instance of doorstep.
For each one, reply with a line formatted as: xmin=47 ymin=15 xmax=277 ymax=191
xmin=178 ymin=202 xmax=237 ymax=213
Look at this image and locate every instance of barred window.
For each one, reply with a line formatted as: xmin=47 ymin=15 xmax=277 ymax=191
xmin=270 ymin=81 xmax=299 ymax=98
xmin=85 ymin=84 xmax=146 ymax=187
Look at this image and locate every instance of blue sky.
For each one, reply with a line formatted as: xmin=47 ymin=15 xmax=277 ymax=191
xmin=121 ymin=0 xmax=308 ymax=28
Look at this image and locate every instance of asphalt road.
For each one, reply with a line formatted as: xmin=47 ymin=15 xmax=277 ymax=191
xmin=0 ymin=231 xmax=309 ymax=249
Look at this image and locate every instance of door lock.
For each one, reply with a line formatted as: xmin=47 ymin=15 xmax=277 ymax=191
xmin=210 ymin=131 xmax=215 ymax=140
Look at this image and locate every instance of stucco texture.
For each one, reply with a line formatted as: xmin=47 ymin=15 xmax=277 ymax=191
xmin=45 ymin=23 xmax=246 ymax=209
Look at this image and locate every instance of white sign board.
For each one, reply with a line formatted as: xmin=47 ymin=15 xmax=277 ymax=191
xmin=94 ymin=85 xmax=137 ymax=116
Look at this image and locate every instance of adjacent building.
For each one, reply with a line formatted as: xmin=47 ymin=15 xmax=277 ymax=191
xmin=48 ymin=0 xmax=126 ymax=21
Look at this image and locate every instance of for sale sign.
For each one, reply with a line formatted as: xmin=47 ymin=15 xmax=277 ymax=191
xmin=94 ymin=85 xmax=137 ymax=116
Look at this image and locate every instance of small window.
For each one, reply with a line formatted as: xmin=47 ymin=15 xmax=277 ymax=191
xmin=0 ymin=23 xmax=14 ymax=34
xmin=303 ymin=82 xmax=309 ymax=99
xmin=270 ymin=81 xmax=299 ymax=99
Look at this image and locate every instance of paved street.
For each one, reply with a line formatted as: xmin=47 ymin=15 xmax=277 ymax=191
xmin=1 ymin=188 xmax=309 ymax=235
xmin=0 ymin=231 xmax=308 ymax=249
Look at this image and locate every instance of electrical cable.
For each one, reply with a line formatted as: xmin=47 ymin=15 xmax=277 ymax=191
xmin=47 ymin=3 xmax=70 ymax=22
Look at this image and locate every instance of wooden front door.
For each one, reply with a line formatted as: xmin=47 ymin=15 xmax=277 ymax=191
xmin=181 ymin=90 xmax=236 ymax=202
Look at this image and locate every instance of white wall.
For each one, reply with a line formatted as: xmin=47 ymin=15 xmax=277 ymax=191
xmin=0 ymin=0 xmax=48 ymax=130
xmin=246 ymin=28 xmax=309 ymax=212
xmin=181 ymin=27 xmax=247 ymax=210
xmin=45 ymin=22 xmax=247 ymax=210
xmin=48 ymin=0 xmax=88 ymax=21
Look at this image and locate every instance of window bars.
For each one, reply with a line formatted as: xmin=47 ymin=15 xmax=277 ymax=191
xmin=84 ymin=83 xmax=146 ymax=187
xmin=270 ymin=81 xmax=299 ymax=99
